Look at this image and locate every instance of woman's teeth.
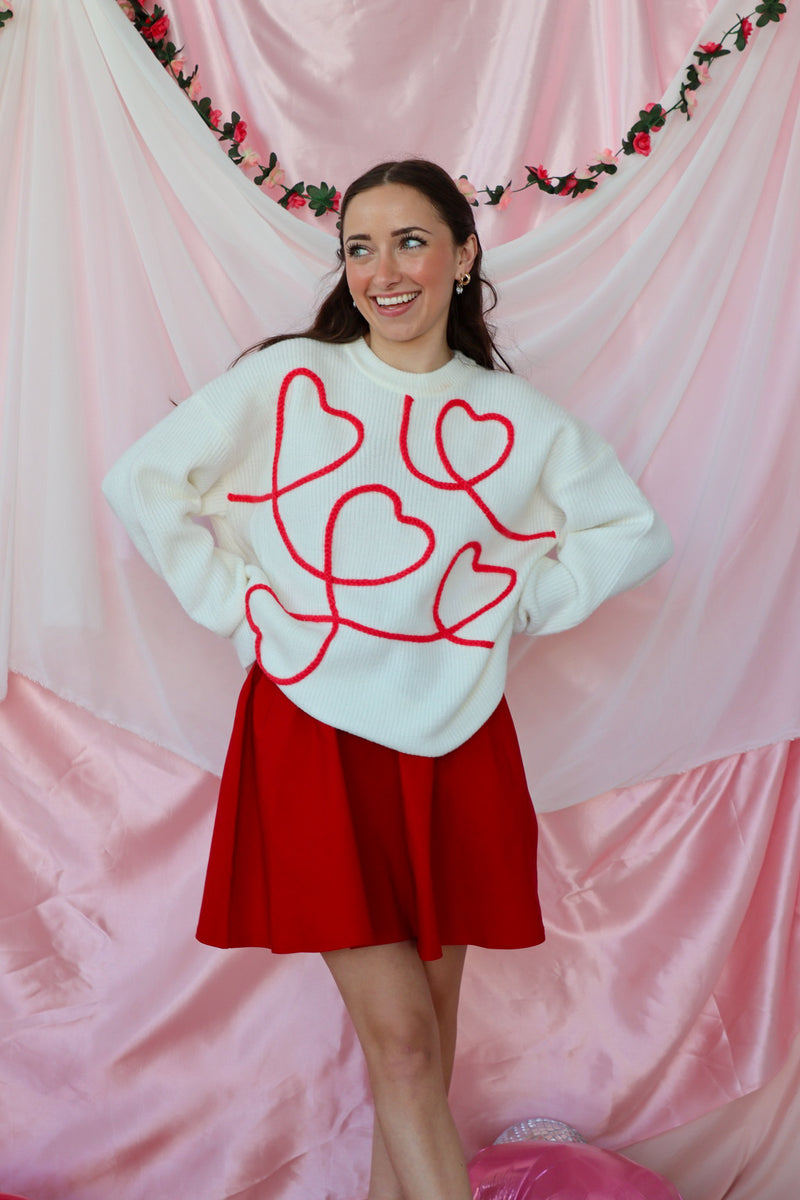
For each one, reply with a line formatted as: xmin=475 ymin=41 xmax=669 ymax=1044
xmin=374 ymin=293 xmax=419 ymax=307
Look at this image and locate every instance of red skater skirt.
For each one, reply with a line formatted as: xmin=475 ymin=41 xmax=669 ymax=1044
xmin=196 ymin=666 xmax=545 ymax=961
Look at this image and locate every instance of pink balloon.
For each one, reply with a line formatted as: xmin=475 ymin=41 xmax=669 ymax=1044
xmin=469 ymin=1142 xmax=684 ymax=1199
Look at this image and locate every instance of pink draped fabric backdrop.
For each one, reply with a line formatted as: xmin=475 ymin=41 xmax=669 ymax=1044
xmin=1 ymin=1 xmax=800 ymax=1198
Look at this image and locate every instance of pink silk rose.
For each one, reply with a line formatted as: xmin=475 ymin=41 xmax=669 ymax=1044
xmin=168 ymin=56 xmax=186 ymax=78
xmin=698 ymin=64 xmax=712 ymax=84
xmin=286 ymin=193 xmax=307 ymax=209
xmin=698 ymin=41 xmax=722 ymax=54
xmin=497 ymin=187 xmax=512 ymax=210
xmin=685 ymin=90 xmax=699 ymax=114
xmin=596 ymin=148 xmax=616 ymax=165
xmin=116 ymin=0 xmax=136 ymax=19
xmin=456 ymin=176 xmax=477 ymax=202
xmin=265 ymin=164 xmax=285 ymax=189
xmin=240 ymin=147 xmax=260 ymax=168
xmin=233 ymin=120 xmax=247 ymax=144
xmin=632 ymin=131 xmax=651 ymax=156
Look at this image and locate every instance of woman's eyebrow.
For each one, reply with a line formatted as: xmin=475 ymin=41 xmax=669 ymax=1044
xmin=344 ymin=226 xmax=432 ymax=242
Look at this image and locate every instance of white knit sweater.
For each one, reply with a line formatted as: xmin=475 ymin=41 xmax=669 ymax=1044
xmin=103 ymin=336 xmax=672 ymax=755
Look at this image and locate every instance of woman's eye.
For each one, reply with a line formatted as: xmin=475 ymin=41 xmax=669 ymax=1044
xmin=401 ymin=236 xmax=425 ymax=249
xmin=346 ymin=244 xmax=369 ymax=258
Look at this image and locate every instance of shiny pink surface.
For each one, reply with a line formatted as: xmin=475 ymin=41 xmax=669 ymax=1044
xmin=469 ymin=1141 xmax=682 ymax=1199
xmin=1 ymin=674 xmax=799 ymax=1198
xmin=1 ymin=0 xmax=800 ymax=1197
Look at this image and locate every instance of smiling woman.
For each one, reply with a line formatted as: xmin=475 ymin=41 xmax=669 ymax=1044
xmin=343 ymin=185 xmax=476 ymax=372
xmin=102 ymin=158 xmax=672 ymax=1200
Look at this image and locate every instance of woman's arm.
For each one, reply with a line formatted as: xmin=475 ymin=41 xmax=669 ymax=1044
xmin=102 ymin=361 xmax=270 ymax=662
xmin=515 ymin=416 xmax=673 ymax=636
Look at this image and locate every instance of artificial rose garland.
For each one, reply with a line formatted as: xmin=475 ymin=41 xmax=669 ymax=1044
xmin=113 ymin=0 xmax=788 ymax=212
xmin=1 ymin=2 xmax=788 ymax=213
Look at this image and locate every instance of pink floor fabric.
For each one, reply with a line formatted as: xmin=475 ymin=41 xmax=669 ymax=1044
xmin=1 ymin=674 xmax=799 ymax=1198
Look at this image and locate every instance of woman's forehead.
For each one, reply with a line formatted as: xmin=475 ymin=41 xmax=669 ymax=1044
xmin=342 ymin=183 xmax=444 ymax=236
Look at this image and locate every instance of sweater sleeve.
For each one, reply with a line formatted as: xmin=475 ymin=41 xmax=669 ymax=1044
xmin=102 ymin=363 xmax=269 ymax=665
xmin=514 ymin=415 xmax=673 ymax=637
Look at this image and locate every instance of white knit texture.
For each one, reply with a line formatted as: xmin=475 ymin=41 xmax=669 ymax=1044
xmin=103 ymin=338 xmax=672 ymax=754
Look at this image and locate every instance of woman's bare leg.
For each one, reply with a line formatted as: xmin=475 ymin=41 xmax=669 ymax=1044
xmin=365 ymin=945 xmax=468 ymax=1200
xmin=322 ymin=941 xmax=471 ymax=1200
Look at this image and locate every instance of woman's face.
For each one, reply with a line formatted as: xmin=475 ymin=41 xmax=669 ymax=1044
xmin=342 ymin=183 xmax=477 ymax=373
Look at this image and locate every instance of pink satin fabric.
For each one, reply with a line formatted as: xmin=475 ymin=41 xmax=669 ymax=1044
xmin=163 ymin=0 xmax=717 ymax=243
xmin=2 ymin=674 xmax=799 ymax=1198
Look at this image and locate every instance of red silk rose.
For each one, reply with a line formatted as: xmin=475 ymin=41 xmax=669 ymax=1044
xmin=209 ymin=109 xmax=222 ymax=129
xmin=559 ymin=174 xmax=577 ymax=195
xmin=286 ymin=193 xmax=307 ymax=209
xmin=233 ymin=120 xmax=247 ymax=144
xmin=740 ymin=17 xmax=753 ymax=42
xmin=698 ymin=41 xmax=722 ymax=54
xmin=632 ymin=131 xmax=651 ymax=156
xmin=144 ymin=14 xmax=169 ymax=41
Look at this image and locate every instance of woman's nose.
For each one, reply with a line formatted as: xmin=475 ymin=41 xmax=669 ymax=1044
xmin=373 ymin=248 xmax=401 ymax=286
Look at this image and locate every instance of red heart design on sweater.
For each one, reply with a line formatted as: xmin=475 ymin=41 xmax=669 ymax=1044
xmin=228 ymin=367 xmax=363 ymax=504
xmin=325 ymin=485 xmax=435 ymax=586
xmin=246 ymin=583 xmax=336 ymax=684
xmin=436 ymin=400 xmax=514 ymax=487
xmin=433 ymin=542 xmax=516 ymax=646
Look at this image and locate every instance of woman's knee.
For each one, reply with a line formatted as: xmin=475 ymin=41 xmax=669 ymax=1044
xmin=361 ymin=1010 xmax=442 ymax=1087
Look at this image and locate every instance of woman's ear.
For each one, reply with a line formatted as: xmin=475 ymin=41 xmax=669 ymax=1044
xmin=457 ymin=233 xmax=478 ymax=278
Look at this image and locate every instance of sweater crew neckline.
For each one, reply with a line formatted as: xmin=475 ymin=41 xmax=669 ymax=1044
xmin=343 ymin=337 xmax=477 ymax=394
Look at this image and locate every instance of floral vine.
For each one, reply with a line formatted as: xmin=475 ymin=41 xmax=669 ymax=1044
xmin=0 ymin=2 xmax=790 ymax=214
xmin=460 ymin=1 xmax=788 ymax=207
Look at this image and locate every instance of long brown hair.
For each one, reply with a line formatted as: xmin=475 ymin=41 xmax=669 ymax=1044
xmin=238 ymin=159 xmax=511 ymax=371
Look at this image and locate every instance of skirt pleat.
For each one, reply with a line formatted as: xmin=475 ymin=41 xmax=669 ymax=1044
xmin=196 ymin=666 xmax=544 ymax=960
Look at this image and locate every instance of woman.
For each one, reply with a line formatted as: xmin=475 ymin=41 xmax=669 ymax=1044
xmin=103 ymin=159 xmax=672 ymax=1200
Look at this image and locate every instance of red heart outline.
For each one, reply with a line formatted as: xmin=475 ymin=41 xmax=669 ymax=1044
xmin=324 ymin=484 xmax=435 ymax=588
xmin=436 ymin=399 xmax=514 ymax=486
xmin=228 ymin=367 xmax=363 ymax=504
xmin=433 ymin=542 xmax=516 ymax=647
